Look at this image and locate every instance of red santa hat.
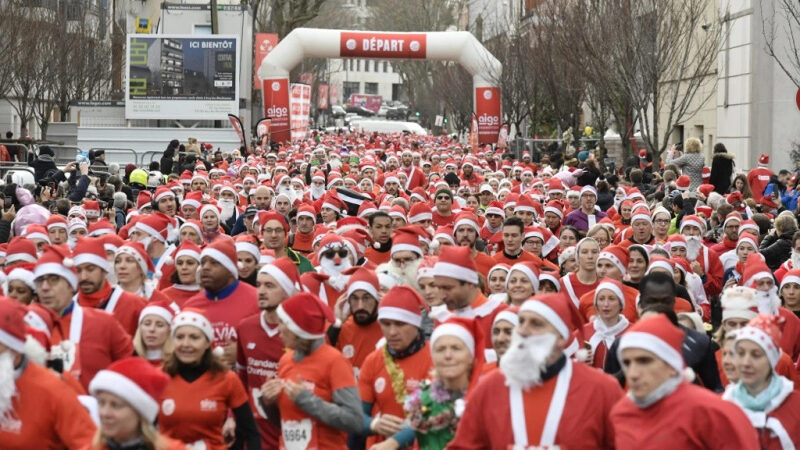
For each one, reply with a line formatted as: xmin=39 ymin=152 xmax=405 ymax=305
xmin=154 ymin=185 xmax=175 ymax=203
xmin=358 ymin=201 xmax=378 ymax=219
xmin=321 ymin=192 xmax=347 ymax=215
xmin=695 ymin=205 xmax=712 ymax=219
xmin=593 ymin=278 xmax=626 ymax=310
xmin=514 ymin=195 xmax=537 ymax=214
xmin=201 ymin=238 xmax=239 ymax=278
xmin=430 ymin=317 xmax=484 ymax=393
xmin=137 ymin=190 xmax=153 ymax=212
xmin=701 ymin=167 xmax=710 ymax=180
xmin=24 ymin=224 xmax=50 ymax=243
xmin=388 ymin=205 xmax=407 ymax=222
xmin=758 ymin=154 xmax=769 ymax=168
xmin=276 ymin=292 xmax=335 ymax=340
xmin=433 ymin=246 xmax=479 ymax=285
xmin=736 ymin=233 xmax=758 ymax=252
xmin=182 ymin=191 xmax=203 ymax=210
xmin=738 ymin=219 xmax=759 ymax=237
xmin=234 ymin=234 xmax=261 ymax=262
xmin=741 ymin=253 xmax=772 ymax=288
xmin=88 ymin=219 xmax=115 ymax=237
xmin=72 ymin=237 xmax=112 ymax=273
xmin=485 ymin=200 xmax=504 ymax=217
xmin=6 ymin=264 xmax=35 ymax=292
xmin=597 ymin=245 xmax=629 ymax=275
xmin=115 ymin=242 xmax=154 ymax=277
xmin=82 ymin=200 xmax=101 ymax=219
xmin=519 ymin=294 xmax=584 ymax=341
xmin=346 ymin=267 xmax=380 ymax=300
xmin=174 ymin=241 xmax=202 ymax=263
xmin=200 ymin=203 xmax=220 ymax=221
xmin=171 ymin=308 xmax=214 ymax=342
xmin=675 ymin=175 xmax=691 ymax=191
xmin=544 ymin=200 xmax=564 ymax=219
xmin=493 ymin=307 xmax=520 ymax=328
xmin=0 ymin=298 xmax=26 ymax=353
xmin=6 ymin=237 xmax=37 ymax=266
xmin=720 ymin=286 xmax=759 ymax=322
xmin=46 ymin=215 xmax=68 ymax=231
xmin=258 ymin=257 xmax=301 ymax=297
xmin=138 ymin=300 xmax=176 ymax=326
xmin=666 ymin=234 xmax=687 ymax=249
xmin=618 ymin=314 xmax=685 ymax=373
xmin=679 ymin=215 xmax=705 ymax=233
xmin=296 ymin=204 xmax=317 ymax=223
xmin=134 ymin=212 xmax=174 ymax=243
xmin=454 ymin=212 xmax=480 ymax=234
xmin=408 ymin=202 xmax=433 ymax=223
xmin=378 ymin=285 xmax=429 ymax=327
xmin=722 ymin=212 xmax=742 ymax=229
xmin=646 ymin=256 xmax=675 ymax=276
xmin=735 ymin=314 xmax=784 ymax=368
xmin=780 ymin=268 xmax=800 ymax=290
xmin=507 ymin=262 xmax=540 ymax=292
xmin=33 ymin=244 xmax=77 ymax=290
xmin=391 ymin=228 xmax=423 ymax=257
xmin=102 ymin=234 xmax=124 ymax=255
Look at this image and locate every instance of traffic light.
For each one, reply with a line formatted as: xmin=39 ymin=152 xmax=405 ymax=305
xmin=443 ymin=118 xmax=448 ymax=124
xmin=415 ymin=111 xmax=420 ymax=117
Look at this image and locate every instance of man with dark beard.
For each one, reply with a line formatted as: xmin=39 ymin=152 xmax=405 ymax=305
xmin=236 ymin=257 xmax=301 ymax=449
xmin=0 ymin=299 xmax=97 ymax=448
xmin=680 ymin=214 xmax=723 ymax=298
xmin=450 ymin=294 xmax=623 ymax=449
xmin=328 ymin=268 xmax=383 ymax=379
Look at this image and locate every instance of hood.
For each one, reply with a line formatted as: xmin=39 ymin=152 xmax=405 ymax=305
xmin=713 ymin=152 xmax=735 ymax=160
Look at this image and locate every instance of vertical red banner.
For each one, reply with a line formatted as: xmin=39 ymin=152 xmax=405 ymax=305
xmin=263 ymin=78 xmax=291 ymax=143
xmin=318 ymin=84 xmax=329 ymax=110
xmin=254 ymin=33 xmax=279 ymax=89
xmin=475 ymin=87 xmax=502 ymax=145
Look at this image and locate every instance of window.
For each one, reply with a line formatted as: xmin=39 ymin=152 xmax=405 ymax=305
xmin=194 ymin=24 xmax=212 ymax=35
xmin=365 ymin=83 xmax=378 ymax=95
xmin=343 ymin=82 xmax=360 ymax=101
xmin=357 ymin=60 xmax=361 ymax=71
xmin=383 ymin=61 xmax=388 ymax=72
xmin=365 ymin=60 xmax=371 ymax=72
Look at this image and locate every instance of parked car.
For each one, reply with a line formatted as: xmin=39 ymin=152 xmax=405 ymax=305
xmin=345 ymin=105 xmax=376 ymax=117
xmin=331 ymin=105 xmax=346 ymax=118
xmin=386 ymin=105 xmax=408 ymax=120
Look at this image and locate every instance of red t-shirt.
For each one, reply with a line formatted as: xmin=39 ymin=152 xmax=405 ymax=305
xmin=159 ymin=370 xmax=249 ymax=450
xmin=277 ymin=344 xmax=357 ymax=449
xmin=184 ymin=281 xmax=260 ymax=347
xmin=334 ymin=319 xmax=384 ymax=380
xmin=236 ymin=313 xmax=285 ymax=449
xmin=359 ymin=344 xmax=433 ymax=418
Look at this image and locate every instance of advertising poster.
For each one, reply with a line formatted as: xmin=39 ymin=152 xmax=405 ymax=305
xmin=254 ymin=33 xmax=279 ymax=89
xmin=126 ymin=35 xmax=240 ymax=119
xmin=290 ymin=83 xmax=311 ymax=142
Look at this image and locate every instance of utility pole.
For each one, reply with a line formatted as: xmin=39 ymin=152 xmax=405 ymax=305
xmin=211 ymin=0 xmax=219 ymax=34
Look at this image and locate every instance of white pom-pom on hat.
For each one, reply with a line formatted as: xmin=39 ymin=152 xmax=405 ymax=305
xmin=62 ymin=257 xmax=74 ymax=268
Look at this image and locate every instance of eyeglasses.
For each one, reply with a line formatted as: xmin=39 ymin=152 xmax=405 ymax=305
xmin=262 ymin=227 xmax=285 ymax=235
xmin=392 ymin=256 xmax=418 ymax=267
xmin=654 ymin=219 xmax=670 ymax=225
xmin=322 ymin=249 xmax=349 ymax=259
xmin=436 ymin=196 xmax=451 ymax=201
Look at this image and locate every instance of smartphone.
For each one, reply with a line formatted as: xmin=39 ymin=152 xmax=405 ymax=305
xmin=3 ymin=196 xmax=12 ymax=210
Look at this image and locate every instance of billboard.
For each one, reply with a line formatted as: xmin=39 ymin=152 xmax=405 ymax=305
xmin=263 ymin=78 xmax=291 ymax=143
xmin=254 ymin=33 xmax=278 ymax=90
xmin=290 ymin=83 xmax=311 ymax=142
xmin=126 ymin=34 xmax=240 ymax=120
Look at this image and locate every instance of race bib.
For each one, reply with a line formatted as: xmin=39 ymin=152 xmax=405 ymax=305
xmin=281 ymin=418 xmax=316 ymax=450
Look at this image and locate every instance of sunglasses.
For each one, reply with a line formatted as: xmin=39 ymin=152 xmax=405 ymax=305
xmin=322 ymin=249 xmax=349 ymax=259
xmin=436 ymin=196 xmax=451 ymax=200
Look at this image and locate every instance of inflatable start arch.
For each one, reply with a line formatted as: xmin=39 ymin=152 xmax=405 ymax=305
xmin=257 ymin=29 xmax=502 ymax=144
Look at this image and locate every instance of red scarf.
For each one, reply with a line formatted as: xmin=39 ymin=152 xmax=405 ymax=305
xmin=77 ymin=281 xmax=113 ymax=309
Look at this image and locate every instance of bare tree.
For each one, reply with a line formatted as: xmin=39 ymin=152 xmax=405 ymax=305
xmin=760 ymin=0 xmax=800 ymax=88
xmin=250 ymin=0 xmax=331 ymax=38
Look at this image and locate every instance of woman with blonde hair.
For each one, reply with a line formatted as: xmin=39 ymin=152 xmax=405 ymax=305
xmin=667 ymin=137 xmax=706 ymax=190
xmin=87 ymin=357 xmax=186 ymax=449
xmin=133 ymin=301 xmax=175 ymax=368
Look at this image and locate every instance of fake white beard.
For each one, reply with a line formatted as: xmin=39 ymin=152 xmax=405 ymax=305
xmin=219 ymin=199 xmax=236 ymax=222
xmin=500 ymin=332 xmax=558 ymax=390
xmin=0 ymin=351 xmax=18 ymax=424
xmin=329 ymin=159 xmax=342 ymax=170
xmin=319 ymin=258 xmax=353 ymax=291
xmin=685 ymin=236 xmax=702 ymax=261
xmin=311 ymin=185 xmax=326 ymax=200
xmin=386 ymin=258 xmax=422 ymax=290
xmin=791 ymin=251 xmax=800 ymax=269
xmin=756 ymin=287 xmax=781 ymax=316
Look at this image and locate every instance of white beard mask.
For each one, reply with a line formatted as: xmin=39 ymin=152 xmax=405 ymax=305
xmin=500 ymin=332 xmax=558 ymax=390
xmin=311 ymin=185 xmax=326 ymax=200
xmin=318 ymin=251 xmax=353 ymax=291
xmin=791 ymin=251 xmax=800 ymax=269
xmin=756 ymin=287 xmax=780 ymax=315
xmin=387 ymin=257 xmax=422 ymax=290
xmin=0 ymin=350 xmax=18 ymax=425
xmin=685 ymin=236 xmax=702 ymax=261
xmin=218 ymin=199 xmax=236 ymax=222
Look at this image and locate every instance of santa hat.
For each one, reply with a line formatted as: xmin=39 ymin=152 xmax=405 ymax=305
xmin=388 ymin=205 xmax=407 ymax=222
xmin=580 ymin=185 xmax=597 ymax=198
xmin=722 ymin=212 xmax=742 ymax=229
xmin=115 ymin=242 xmax=154 ymax=277
xmin=594 ymin=278 xmax=626 ymax=310
xmin=0 ymin=298 xmax=26 ymax=353
xmin=544 ymin=200 xmax=564 ymax=219
xmin=493 ymin=307 xmax=520 ymax=328
xmin=296 ymin=204 xmax=316 ymax=223
xmin=24 ymin=224 xmax=50 ymax=243
xmin=357 ymin=201 xmax=378 ymax=219
xmin=538 ymin=271 xmax=561 ymax=292
xmin=174 ymin=241 xmax=202 ymax=263
xmin=200 ymin=203 xmax=220 ymax=220
xmin=72 ymin=237 xmax=112 ymax=273
xmin=758 ymin=154 xmax=769 ymax=168
xmin=519 ymin=294 xmax=585 ymax=341
xmin=67 ymin=219 xmax=87 ymax=235
xmin=741 ymin=253 xmax=772 ymax=288
xmin=46 ymin=215 xmax=68 ymax=231
xmin=234 ymin=235 xmax=261 ymax=262
xmin=430 ymin=317 xmax=484 ymax=393
xmin=695 ymin=205 xmax=712 ymax=219
xmin=735 ymin=314 xmax=784 ymax=369
xmin=618 ymin=314 xmax=685 ymax=374
xmin=137 ymin=191 xmax=153 ymax=212
xmin=154 ymin=186 xmax=175 ymax=203
xmin=346 ymin=267 xmax=380 ymax=300
xmin=257 ymin=211 xmax=289 ymax=233
xmin=514 ymin=195 xmax=536 ymax=214
xmin=33 ymin=244 xmax=77 ymax=290
xmin=201 ymin=238 xmax=239 ymax=278
xmin=738 ymin=220 xmax=760 ymax=237
xmin=276 ymin=292 xmax=335 ymax=340
xmin=507 ymin=262 xmax=540 ymax=292
xmin=172 ymin=308 xmax=213 ymax=342
xmin=100 ymin=234 xmax=124 ymax=255
xmin=597 ymin=245 xmax=629 ymax=275
xmin=433 ymin=246 xmax=478 ymax=285
xmin=736 ymin=233 xmax=758 ymax=252
xmin=6 ymin=237 xmax=37 ymax=266
xmin=721 ymin=286 xmax=759 ymax=322
xmin=675 ymin=175 xmax=691 ymax=191
xmin=378 ymin=285 xmax=429 ymax=327
xmin=391 ymin=228 xmax=423 ymax=257
xmin=134 ymin=212 xmax=174 ymax=243
xmin=90 ymin=360 xmax=166 ymax=425
xmin=408 ymin=203 xmax=433 ymax=223
xmin=646 ymin=256 xmax=674 ymax=276
xmin=666 ymin=234 xmax=687 ymax=249
xmin=679 ymin=215 xmax=705 ymax=233
xmin=258 ymin=257 xmax=301 ymax=297
xmin=82 ymin=200 xmax=101 ymax=218
xmin=453 ymin=212 xmax=480 ymax=234
xmin=321 ymin=192 xmax=346 ymax=215
xmin=485 ymin=200 xmax=504 ymax=217
xmin=701 ymin=167 xmax=710 ymax=180
xmin=138 ymin=300 xmax=176 ymax=326
xmin=780 ymin=268 xmax=800 ymax=290
xmin=182 ymin=191 xmax=203 ymax=210
xmin=88 ymin=220 xmax=115 ymax=237
xmin=6 ymin=264 xmax=35 ymax=292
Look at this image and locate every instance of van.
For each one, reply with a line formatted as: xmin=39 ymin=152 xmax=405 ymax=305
xmin=352 ymin=120 xmax=427 ymax=135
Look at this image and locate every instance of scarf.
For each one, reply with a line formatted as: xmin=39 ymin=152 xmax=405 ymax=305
xmin=387 ymin=330 xmax=426 ymax=359
xmin=589 ymin=315 xmax=629 ymax=352
xmin=631 ymin=376 xmax=682 ymax=409
xmin=105 ymin=437 xmax=149 ymax=450
xmin=77 ymin=281 xmax=113 ymax=309
xmin=731 ymin=374 xmax=784 ymax=412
